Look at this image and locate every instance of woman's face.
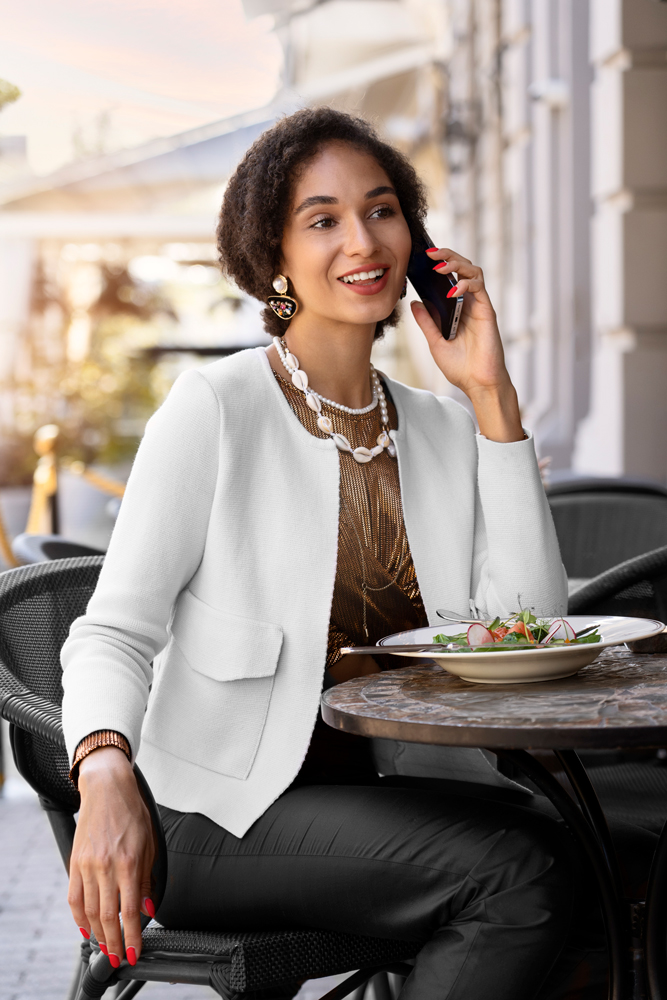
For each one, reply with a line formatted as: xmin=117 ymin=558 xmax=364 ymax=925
xmin=280 ymin=142 xmax=412 ymax=331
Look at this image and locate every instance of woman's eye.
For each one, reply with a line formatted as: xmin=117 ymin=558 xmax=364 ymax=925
xmin=311 ymin=216 xmax=336 ymax=229
xmin=369 ymin=204 xmax=395 ymax=220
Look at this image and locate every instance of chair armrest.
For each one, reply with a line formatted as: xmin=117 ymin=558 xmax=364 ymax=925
xmin=134 ymin=764 xmax=169 ymax=918
xmin=0 ymin=687 xmax=65 ymax=746
xmin=0 ymin=653 xmax=168 ymax=916
xmin=568 ymin=543 xmax=667 ymax=614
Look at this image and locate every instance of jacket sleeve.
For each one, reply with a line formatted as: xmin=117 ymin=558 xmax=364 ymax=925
xmin=470 ymin=431 xmax=568 ymax=618
xmin=60 ymin=369 xmax=221 ymax=764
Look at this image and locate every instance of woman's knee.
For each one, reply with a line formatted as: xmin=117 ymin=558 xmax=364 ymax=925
xmin=456 ymin=809 xmax=575 ymax=919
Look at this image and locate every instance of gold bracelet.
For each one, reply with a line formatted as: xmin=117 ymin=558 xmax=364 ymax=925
xmin=69 ymin=730 xmax=132 ymax=788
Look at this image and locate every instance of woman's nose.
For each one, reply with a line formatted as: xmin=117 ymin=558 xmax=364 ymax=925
xmin=343 ymin=218 xmax=380 ymax=258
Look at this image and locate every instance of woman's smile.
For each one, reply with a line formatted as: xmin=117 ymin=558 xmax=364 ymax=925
xmin=338 ymin=264 xmax=391 ymax=295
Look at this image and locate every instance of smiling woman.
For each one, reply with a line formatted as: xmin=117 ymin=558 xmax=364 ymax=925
xmin=217 ymin=109 xmax=426 ymax=342
xmin=60 ymin=107 xmax=585 ymax=999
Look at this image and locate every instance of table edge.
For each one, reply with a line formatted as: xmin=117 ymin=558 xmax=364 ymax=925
xmin=320 ymin=702 xmax=667 ymax=750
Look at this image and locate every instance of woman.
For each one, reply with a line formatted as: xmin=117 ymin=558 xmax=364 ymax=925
xmin=62 ymin=108 xmax=572 ymax=999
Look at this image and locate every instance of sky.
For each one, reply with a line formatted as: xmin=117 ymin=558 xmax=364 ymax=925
xmin=0 ymin=0 xmax=283 ymax=175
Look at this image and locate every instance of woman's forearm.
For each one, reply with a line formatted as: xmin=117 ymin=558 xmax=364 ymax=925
xmin=467 ymin=380 xmax=524 ymax=443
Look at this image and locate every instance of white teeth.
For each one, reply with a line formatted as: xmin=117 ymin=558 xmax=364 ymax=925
xmin=341 ymin=268 xmax=385 ymax=283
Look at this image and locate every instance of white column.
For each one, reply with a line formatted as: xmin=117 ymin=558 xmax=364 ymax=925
xmin=573 ymin=0 xmax=667 ymax=480
xmin=505 ymin=0 xmax=592 ymax=469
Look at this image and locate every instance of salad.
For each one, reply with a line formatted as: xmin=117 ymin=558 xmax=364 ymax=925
xmin=433 ymin=609 xmax=601 ymax=652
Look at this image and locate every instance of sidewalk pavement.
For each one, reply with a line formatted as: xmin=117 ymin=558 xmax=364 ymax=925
xmin=0 ymin=780 xmax=349 ymax=1000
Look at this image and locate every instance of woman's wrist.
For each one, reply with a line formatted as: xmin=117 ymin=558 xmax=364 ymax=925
xmin=466 ymin=380 xmax=524 ymax=443
xmin=70 ymin=730 xmax=132 ymax=788
xmin=78 ymin=745 xmax=134 ymax=786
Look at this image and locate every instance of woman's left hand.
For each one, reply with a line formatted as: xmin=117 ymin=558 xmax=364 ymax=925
xmin=410 ymin=248 xmax=524 ymax=442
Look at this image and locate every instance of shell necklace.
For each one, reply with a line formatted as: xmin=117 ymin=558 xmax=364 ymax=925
xmin=273 ymin=336 xmax=396 ymax=464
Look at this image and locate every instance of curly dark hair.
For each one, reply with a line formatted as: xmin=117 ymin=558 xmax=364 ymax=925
xmin=217 ymin=107 xmax=428 ymax=339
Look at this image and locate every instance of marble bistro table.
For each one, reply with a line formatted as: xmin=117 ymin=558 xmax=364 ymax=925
xmin=321 ymin=647 xmax=667 ymax=1000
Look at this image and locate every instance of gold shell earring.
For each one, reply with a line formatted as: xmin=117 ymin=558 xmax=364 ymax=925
xmin=267 ymin=274 xmax=299 ymax=320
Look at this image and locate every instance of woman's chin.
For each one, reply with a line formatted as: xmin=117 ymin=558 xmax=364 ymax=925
xmin=329 ymin=296 xmax=399 ymax=328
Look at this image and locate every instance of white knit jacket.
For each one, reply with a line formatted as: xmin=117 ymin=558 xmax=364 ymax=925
xmin=61 ymin=346 xmax=567 ymax=836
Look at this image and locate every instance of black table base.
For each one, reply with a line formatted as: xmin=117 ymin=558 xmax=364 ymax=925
xmin=494 ymin=749 xmax=667 ymax=1000
xmin=321 ymin=652 xmax=667 ymax=1000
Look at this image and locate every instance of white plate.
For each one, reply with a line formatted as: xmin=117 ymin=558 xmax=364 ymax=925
xmin=378 ymin=616 xmax=666 ymax=684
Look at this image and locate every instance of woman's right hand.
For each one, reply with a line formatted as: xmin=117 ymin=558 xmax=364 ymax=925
xmin=68 ymin=746 xmax=156 ymax=967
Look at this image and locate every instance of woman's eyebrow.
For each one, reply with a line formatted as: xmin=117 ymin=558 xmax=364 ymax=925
xmin=294 ymin=186 xmax=396 ymax=215
xmin=294 ymin=195 xmax=338 ymax=214
xmin=365 ymin=185 xmax=396 ymax=199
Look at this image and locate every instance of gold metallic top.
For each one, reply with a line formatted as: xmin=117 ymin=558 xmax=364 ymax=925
xmin=275 ymin=371 xmax=427 ymax=671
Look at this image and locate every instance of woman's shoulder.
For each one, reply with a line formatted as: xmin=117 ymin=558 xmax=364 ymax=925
xmin=146 ymin=349 xmax=266 ymax=440
xmin=159 ymin=347 xmax=266 ymax=412
xmin=191 ymin=346 xmax=265 ymax=394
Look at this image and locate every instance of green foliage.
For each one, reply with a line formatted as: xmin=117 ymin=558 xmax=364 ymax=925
xmin=0 ymin=78 xmax=21 ymax=111
xmin=58 ymin=313 xmax=163 ymax=466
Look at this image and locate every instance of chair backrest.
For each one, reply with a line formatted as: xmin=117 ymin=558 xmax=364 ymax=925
xmin=568 ymin=543 xmax=667 ymax=620
xmin=0 ymin=557 xmax=104 ymax=811
xmin=12 ymin=532 xmax=106 ymax=565
xmin=547 ymin=477 xmax=667 ymax=499
xmin=548 ymin=491 xmax=667 ymax=578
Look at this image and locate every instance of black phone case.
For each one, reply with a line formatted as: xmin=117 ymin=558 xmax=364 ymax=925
xmin=406 ymin=228 xmax=464 ymax=340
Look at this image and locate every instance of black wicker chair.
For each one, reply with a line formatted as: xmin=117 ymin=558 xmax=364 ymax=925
xmin=567 ymin=545 xmax=667 ymax=804
xmin=11 ymin=533 xmax=105 ymax=564
xmin=0 ymin=558 xmax=417 ymax=1000
xmin=568 ymin=543 xmax=667 ymax=621
xmin=547 ymin=478 xmax=667 ymax=580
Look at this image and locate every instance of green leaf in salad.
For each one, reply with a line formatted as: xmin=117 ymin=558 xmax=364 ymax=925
xmin=432 ymin=613 xmax=603 ymax=652
xmin=576 ymin=631 xmax=601 ymax=644
xmin=527 ymin=619 xmax=547 ymax=640
xmin=433 ymin=633 xmax=468 ymax=645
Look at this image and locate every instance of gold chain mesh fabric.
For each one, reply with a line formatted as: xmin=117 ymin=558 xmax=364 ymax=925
xmin=275 ymin=371 xmax=427 ymax=670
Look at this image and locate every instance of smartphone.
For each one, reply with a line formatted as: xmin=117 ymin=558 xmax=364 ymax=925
xmin=406 ymin=227 xmax=464 ymax=340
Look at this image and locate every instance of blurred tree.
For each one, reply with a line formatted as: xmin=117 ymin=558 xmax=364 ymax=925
xmin=91 ymin=264 xmax=177 ymax=322
xmin=0 ymin=256 xmax=177 ymax=486
xmin=0 ymin=78 xmax=21 ymax=112
xmin=58 ymin=263 xmax=176 ymax=466
xmin=58 ymin=315 xmax=159 ymax=466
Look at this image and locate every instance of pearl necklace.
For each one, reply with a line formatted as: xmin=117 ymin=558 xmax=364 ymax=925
xmin=273 ymin=336 xmax=396 ymax=464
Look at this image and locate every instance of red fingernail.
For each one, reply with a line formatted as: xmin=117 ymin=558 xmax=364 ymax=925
xmin=433 ymin=263 xmax=447 ymax=271
xmin=79 ymin=927 xmax=90 ymax=940
xmin=108 ymin=953 xmax=120 ymax=969
xmin=446 ymin=286 xmax=459 ymax=298
xmin=425 ymin=247 xmax=438 ymax=252
xmin=99 ymin=943 xmax=108 ymax=956
xmin=143 ymin=897 xmax=156 ymax=919
xmin=126 ymin=947 xmax=137 ymax=966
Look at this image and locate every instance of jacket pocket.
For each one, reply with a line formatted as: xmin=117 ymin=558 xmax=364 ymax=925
xmin=142 ymin=590 xmax=283 ymax=780
xmin=171 ymin=588 xmax=283 ymax=681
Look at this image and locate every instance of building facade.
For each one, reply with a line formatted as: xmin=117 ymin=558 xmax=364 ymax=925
xmin=1 ymin=0 xmax=666 ymax=480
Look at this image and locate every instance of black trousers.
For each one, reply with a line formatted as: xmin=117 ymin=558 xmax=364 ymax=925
xmin=157 ymin=782 xmax=597 ymax=1000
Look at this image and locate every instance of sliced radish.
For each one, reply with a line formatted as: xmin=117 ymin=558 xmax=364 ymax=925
xmin=467 ymin=623 xmax=494 ymax=646
xmin=544 ymin=618 xmax=577 ymax=644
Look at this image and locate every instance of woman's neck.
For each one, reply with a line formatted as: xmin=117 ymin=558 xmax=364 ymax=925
xmin=268 ymin=315 xmax=377 ymax=410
